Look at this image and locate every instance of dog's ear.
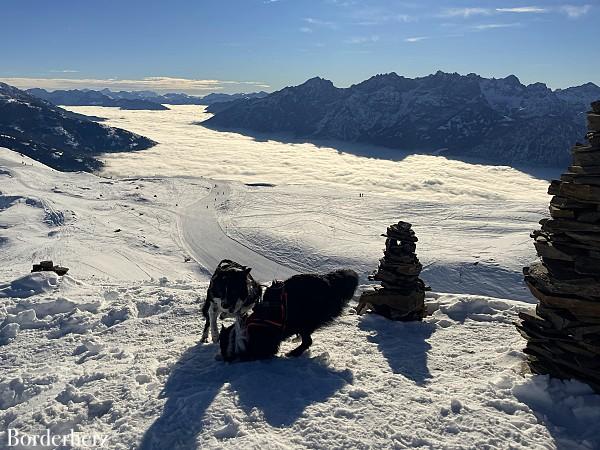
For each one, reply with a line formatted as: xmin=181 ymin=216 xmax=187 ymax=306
xmin=244 ymin=267 xmax=252 ymax=275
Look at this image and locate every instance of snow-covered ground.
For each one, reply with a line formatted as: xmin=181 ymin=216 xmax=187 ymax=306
xmin=1 ymin=105 xmax=599 ymax=449
xmin=72 ymin=105 xmax=554 ymax=300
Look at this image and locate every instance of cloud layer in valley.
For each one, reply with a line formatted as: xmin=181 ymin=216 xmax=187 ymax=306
xmin=65 ymin=105 xmax=551 ymax=204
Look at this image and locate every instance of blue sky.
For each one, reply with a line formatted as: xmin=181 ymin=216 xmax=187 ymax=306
xmin=1 ymin=0 xmax=598 ymax=94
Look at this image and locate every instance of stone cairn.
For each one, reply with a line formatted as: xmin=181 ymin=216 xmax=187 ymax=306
xmin=357 ymin=221 xmax=427 ymax=320
xmin=31 ymin=260 xmax=69 ymax=276
xmin=517 ymin=100 xmax=600 ymax=392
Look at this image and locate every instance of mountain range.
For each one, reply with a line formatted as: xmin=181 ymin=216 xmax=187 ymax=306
xmin=0 ymin=82 xmax=155 ymax=171
xmin=26 ymin=88 xmax=269 ymax=109
xmin=199 ymin=91 xmax=269 ymax=105
xmin=203 ymin=72 xmax=600 ymax=167
xmin=26 ymin=88 xmax=170 ymax=110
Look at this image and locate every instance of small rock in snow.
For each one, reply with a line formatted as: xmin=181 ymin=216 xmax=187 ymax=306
xmin=88 ymin=399 xmax=113 ymax=418
xmin=0 ymin=323 xmax=20 ymax=345
xmin=104 ymin=290 xmax=119 ymax=302
xmin=348 ymin=388 xmax=369 ymax=399
xmin=135 ymin=374 xmax=152 ymax=384
xmin=213 ymin=419 xmax=243 ymax=440
xmin=451 ymin=399 xmax=462 ymax=414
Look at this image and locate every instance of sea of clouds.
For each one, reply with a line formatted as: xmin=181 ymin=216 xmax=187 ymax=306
xmin=67 ymin=105 xmax=551 ymax=203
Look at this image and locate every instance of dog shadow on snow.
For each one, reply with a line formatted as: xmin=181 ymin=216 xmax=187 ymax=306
xmin=138 ymin=342 xmax=353 ymax=450
xmin=359 ymin=314 xmax=436 ymax=386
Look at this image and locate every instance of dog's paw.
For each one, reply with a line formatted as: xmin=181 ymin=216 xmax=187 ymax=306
xmin=214 ymin=353 xmax=224 ymax=361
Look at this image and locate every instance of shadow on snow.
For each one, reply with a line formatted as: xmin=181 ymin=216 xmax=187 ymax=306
xmin=138 ymin=342 xmax=352 ymax=449
xmin=359 ymin=314 xmax=435 ymax=386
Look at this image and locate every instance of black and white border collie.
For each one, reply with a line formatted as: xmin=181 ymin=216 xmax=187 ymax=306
xmin=219 ymin=269 xmax=359 ymax=361
xmin=201 ymin=259 xmax=262 ymax=344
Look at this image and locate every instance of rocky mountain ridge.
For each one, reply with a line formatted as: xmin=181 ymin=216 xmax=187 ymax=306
xmin=27 ymin=88 xmax=269 ymax=108
xmin=26 ymin=88 xmax=169 ymax=110
xmin=1 ymin=82 xmax=155 ymax=171
xmin=204 ymin=72 xmax=600 ymax=167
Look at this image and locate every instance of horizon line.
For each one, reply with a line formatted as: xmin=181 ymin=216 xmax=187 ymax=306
xmin=1 ymin=71 xmax=598 ymax=95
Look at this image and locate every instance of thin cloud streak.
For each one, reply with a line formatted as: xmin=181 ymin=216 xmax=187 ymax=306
xmin=49 ymin=69 xmax=80 ymax=74
xmin=440 ymin=7 xmax=491 ymax=18
xmin=404 ymin=36 xmax=428 ymax=42
xmin=559 ymin=4 xmax=592 ymax=18
xmin=496 ymin=7 xmax=547 ymax=13
xmin=471 ymin=23 xmax=521 ymax=30
xmin=0 ymin=76 xmax=270 ymax=95
xmin=345 ymin=35 xmax=380 ymax=44
xmin=304 ymin=17 xmax=338 ymax=29
xmin=440 ymin=4 xmax=590 ymax=18
xmin=350 ymin=7 xmax=416 ymax=25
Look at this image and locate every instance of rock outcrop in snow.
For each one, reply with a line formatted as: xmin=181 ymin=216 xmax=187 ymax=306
xmin=0 ymin=82 xmax=156 ymax=171
xmin=203 ymin=72 xmax=600 ymax=167
xmin=518 ymin=100 xmax=600 ymax=392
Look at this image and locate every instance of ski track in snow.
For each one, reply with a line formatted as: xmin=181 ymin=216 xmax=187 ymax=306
xmin=1 ymin=130 xmax=600 ymax=449
xmin=177 ymin=182 xmax=296 ymax=281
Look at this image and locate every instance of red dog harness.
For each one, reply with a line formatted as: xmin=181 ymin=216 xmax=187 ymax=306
xmin=246 ymin=283 xmax=288 ymax=333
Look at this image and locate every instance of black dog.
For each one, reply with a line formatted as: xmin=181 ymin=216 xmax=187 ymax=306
xmin=219 ymin=269 xmax=359 ymax=361
xmin=201 ymin=259 xmax=261 ymax=343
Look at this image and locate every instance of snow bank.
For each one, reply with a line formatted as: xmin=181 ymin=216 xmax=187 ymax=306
xmin=12 ymin=295 xmax=102 ymax=317
xmin=0 ymin=272 xmax=60 ymax=298
xmin=431 ymin=294 xmax=530 ymax=324
xmin=0 ymin=374 xmax=57 ymax=411
xmin=513 ymin=376 xmax=600 ymax=448
xmin=0 ymin=274 xmax=106 ymax=342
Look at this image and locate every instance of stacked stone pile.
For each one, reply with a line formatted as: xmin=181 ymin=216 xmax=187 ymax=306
xmin=517 ymin=100 xmax=600 ymax=392
xmin=357 ymin=221 xmax=427 ymax=321
xmin=31 ymin=260 xmax=69 ymax=276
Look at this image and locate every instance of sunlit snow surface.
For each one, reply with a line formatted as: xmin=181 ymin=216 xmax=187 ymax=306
xmin=2 ymin=106 xmax=598 ymax=449
xmin=1 ymin=108 xmax=551 ymax=294
xmin=67 ymin=105 xmax=552 ymax=300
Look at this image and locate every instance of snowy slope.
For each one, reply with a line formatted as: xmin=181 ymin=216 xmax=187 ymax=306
xmin=218 ymin=182 xmax=545 ymax=301
xmin=78 ymin=104 xmax=555 ymax=300
xmin=1 ymin=147 xmax=600 ymax=449
xmin=177 ymin=182 xmax=296 ymax=281
xmin=0 ymin=83 xmax=155 ymax=172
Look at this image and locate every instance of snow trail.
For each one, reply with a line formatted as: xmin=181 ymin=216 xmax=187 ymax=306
xmin=177 ymin=182 xmax=296 ymax=281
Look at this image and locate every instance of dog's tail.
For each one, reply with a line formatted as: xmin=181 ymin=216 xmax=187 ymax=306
xmin=327 ymin=269 xmax=359 ymax=305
